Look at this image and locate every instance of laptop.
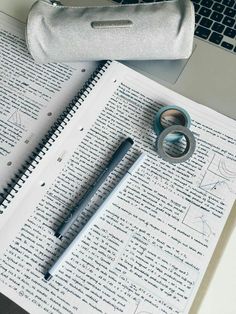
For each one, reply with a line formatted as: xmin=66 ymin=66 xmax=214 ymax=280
xmin=85 ymin=0 xmax=236 ymax=119
xmin=5 ymin=0 xmax=234 ymax=118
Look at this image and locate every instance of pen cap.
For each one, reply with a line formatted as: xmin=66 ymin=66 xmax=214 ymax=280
xmin=26 ymin=0 xmax=194 ymax=63
xmin=107 ymin=138 xmax=134 ymax=169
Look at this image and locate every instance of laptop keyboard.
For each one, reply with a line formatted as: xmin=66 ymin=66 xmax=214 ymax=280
xmin=113 ymin=0 xmax=236 ymax=54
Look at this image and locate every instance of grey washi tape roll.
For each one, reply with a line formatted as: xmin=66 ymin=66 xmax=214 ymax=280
xmin=153 ymin=105 xmax=191 ymax=142
xmin=156 ymin=125 xmax=196 ymax=163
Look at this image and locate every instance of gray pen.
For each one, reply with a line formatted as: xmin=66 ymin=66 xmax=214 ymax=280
xmin=55 ymin=137 xmax=134 ymax=239
xmin=45 ymin=153 xmax=145 ymax=281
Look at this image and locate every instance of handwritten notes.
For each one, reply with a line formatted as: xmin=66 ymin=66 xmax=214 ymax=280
xmin=0 ymin=12 xmax=97 ymax=192
xmin=0 ymin=60 xmax=235 ymax=314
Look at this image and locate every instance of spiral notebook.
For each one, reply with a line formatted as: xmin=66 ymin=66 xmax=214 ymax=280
xmin=1 ymin=11 xmax=236 ymax=314
xmin=0 ymin=11 xmax=98 ymax=200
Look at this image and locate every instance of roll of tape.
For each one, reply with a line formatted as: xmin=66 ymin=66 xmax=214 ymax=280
xmin=156 ymin=125 xmax=196 ymax=163
xmin=153 ymin=105 xmax=191 ymax=142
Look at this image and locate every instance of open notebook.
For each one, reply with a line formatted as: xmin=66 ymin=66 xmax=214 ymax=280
xmin=0 ymin=11 xmax=98 ymax=197
xmin=0 ymin=12 xmax=236 ymax=314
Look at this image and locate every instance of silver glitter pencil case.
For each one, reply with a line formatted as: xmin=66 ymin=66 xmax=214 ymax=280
xmin=26 ymin=0 xmax=195 ymax=63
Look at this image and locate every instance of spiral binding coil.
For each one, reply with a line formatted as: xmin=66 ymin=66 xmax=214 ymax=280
xmin=0 ymin=60 xmax=112 ymax=213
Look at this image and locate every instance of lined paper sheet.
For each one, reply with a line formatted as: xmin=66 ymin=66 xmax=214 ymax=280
xmin=0 ymin=12 xmax=97 ymax=192
xmin=0 ymin=61 xmax=235 ymax=314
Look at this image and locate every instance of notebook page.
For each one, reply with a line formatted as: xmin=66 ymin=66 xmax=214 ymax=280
xmin=0 ymin=61 xmax=235 ymax=314
xmin=0 ymin=12 xmax=97 ymax=192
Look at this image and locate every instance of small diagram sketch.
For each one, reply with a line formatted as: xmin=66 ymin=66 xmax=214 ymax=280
xmin=8 ymin=110 xmax=25 ymax=130
xmin=200 ymin=172 xmax=232 ymax=195
xmin=218 ymin=158 xmax=236 ymax=179
xmin=200 ymin=154 xmax=236 ymax=198
xmin=183 ymin=205 xmax=215 ymax=238
xmin=132 ymin=299 xmax=155 ymax=314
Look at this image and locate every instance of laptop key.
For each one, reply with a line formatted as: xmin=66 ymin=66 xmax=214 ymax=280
xmin=211 ymin=11 xmax=223 ymax=22
xmin=212 ymin=3 xmax=225 ymax=13
xmin=221 ymin=41 xmax=233 ymax=50
xmin=224 ymin=27 xmax=236 ymax=38
xmin=201 ymin=0 xmax=213 ymax=8
xmin=222 ymin=0 xmax=234 ymax=6
xmin=195 ymin=26 xmax=211 ymax=39
xmin=209 ymin=31 xmax=223 ymax=44
xmin=224 ymin=8 xmax=236 ymax=18
xmin=200 ymin=17 xmax=213 ymax=27
xmin=199 ymin=7 xmax=212 ymax=17
xmin=193 ymin=3 xmax=200 ymax=12
xmin=222 ymin=16 xmax=234 ymax=27
xmin=195 ymin=14 xmax=201 ymax=23
xmin=212 ymin=22 xmax=225 ymax=33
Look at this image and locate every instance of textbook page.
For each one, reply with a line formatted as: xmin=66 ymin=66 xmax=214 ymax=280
xmin=0 ymin=11 xmax=97 ymax=192
xmin=0 ymin=61 xmax=235 ymax=314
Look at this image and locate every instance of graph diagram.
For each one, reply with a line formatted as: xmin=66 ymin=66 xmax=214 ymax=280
xmin=132 ymin=299 xmax=155 ymax=314
xmin=199 ymin=154 xmax=236 ymax=198
xmin=218 ymin=158 xmax=236 ymax=179
xmin=183 ymin=205 xmax=215 ymax=238
xmin=8 ymin=110 xmax=25 ymax=130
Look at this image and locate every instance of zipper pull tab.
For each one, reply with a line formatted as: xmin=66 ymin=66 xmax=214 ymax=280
xmin=50 ymin=0 xmax=62 ymax=6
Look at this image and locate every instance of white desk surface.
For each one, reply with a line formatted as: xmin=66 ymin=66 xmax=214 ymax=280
xmin=0 ymin=1 xmax=235 ymax=313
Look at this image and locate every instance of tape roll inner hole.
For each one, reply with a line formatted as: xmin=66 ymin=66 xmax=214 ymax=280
xmin=162 ymin=131 xmax=189 ymax=158
xmin=160 ymin=109 xmax=187 ymax=128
